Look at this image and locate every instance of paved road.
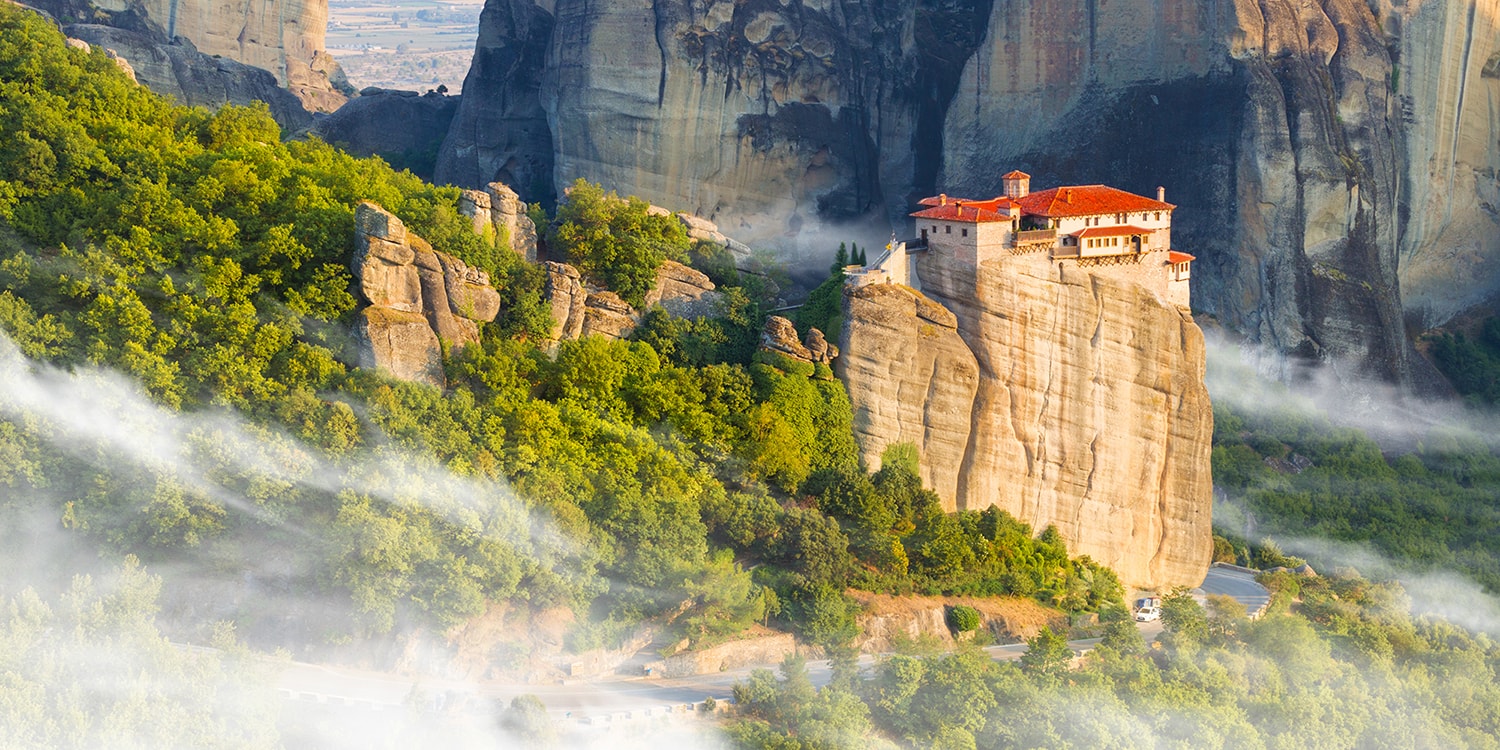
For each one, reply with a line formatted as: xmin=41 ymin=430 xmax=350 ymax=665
xmin=1195 ymin=564 xmax=1271 ymax=616
xmin=265 ymin=566 xmax=1265 ymax=721
xmin=271 ymin=638 xmax=1104 ymax=718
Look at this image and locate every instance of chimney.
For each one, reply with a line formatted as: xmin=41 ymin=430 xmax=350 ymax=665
xmin=1157 ymin=186 xmax=1166 ymax=202
xmin=939 ymin=193 xmax=947 ymax=206
xmin=1064 ymin=189 xmax=1072 ymax=203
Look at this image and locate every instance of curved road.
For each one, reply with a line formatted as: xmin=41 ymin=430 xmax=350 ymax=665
xmin=268 ymin=566 xmax=1270 ymax=722
xmin=1195 ymin=564 xmax=1272 ymax=617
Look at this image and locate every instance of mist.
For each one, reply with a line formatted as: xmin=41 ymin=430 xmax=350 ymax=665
xmin=1201 ymin=328 xmax=1497 ymax=450
xmin=0 ymin=329 xmax=738 ymax=749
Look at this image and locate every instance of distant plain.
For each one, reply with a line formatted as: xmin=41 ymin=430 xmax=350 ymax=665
xmin=325 ymin=0 xmax=481 ymax=93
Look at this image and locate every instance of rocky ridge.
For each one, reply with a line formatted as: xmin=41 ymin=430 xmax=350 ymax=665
xmin=437 ymin=0 xmax=1500 ymax=386
xmin=542 ymin=259 xmax=720 ymax=344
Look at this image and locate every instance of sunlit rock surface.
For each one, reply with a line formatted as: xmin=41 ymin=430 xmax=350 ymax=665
xmin=838 ymin=257 xmax=1214 ymax=590
xmin=438 ymin=0 xmax=1500 ymax=384
xmin=351 ymin=202 xmax=502 ymax=387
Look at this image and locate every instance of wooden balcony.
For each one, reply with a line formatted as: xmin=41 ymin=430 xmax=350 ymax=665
xmin=1011 ymin=228 xmax=1057 ymax=250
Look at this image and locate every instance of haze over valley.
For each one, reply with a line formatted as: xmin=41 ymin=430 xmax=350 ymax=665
xmin=2 ymin=0 xmax=1500 ymax=747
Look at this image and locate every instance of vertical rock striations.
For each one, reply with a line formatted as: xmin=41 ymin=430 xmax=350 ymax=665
xmin=440 ymin=0 xmax=1500 ymax=384
xmin=839 ymin=257 xmax=1214 ymax=590
xmin=30 ymin=0 xmax=348 ymax=113
xmin=1382 ymin=0 xmax=1500 ymax=325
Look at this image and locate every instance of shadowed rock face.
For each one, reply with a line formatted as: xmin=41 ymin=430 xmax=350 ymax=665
xmin=63 ymin=24 xmax=312 ymax=130
xmin=307 ymin=91 xmax=460 ymax=181
xmin=439 ymin=0 xmax=1500 ymax=385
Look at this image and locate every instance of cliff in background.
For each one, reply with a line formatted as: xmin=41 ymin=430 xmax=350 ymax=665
xmin=838 ymin=259 xmax=1214 ymax=590
xmin=438 ymin=0 xmax=1500 ymax=386
xmin=24 ymin=0 xmax=349 ymax=113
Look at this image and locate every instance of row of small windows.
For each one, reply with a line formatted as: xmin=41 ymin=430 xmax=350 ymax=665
xmin=930 ymin=224 xmax=967 ymax=237
xmin=1086 ymin=237 xmax=1122 ymax=249
xmin=1086 ymin=212 xmax=1163 ymax=225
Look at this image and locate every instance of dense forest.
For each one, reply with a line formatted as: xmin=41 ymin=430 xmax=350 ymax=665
xmin=4 ymin=5 xmax=1500 ymax=748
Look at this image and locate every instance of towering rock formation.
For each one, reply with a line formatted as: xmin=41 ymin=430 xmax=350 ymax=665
xmin=438 ymin=0 xmax=1500 ymax=386
xmin=64 ymin=24 xmax=313 ymax=130
xmin=1383 ymin=0 xmax=1500 ymax=326
xmin=351 ymin=202 xmax=502 ymax=387
xmin=839 ymin=255 xmax=1214 ymax=590
xmin=28 ymin=0 xmax=349 ymax=113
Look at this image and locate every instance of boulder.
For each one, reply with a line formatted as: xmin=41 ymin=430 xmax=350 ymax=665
xmin=759 ymin=316 xmax=813 ymax=362
xmin=544 ymin=261 xmax=587 ymax=341
xmin=643 ymin=260 xmax=720 ymax=318
xmin=352 ymin=203 xmax=421 ymax=312
xmin=438 ymin=253 xmax=502 ymax=322
xmin=354 ymin=307 xmax=446 ymax=388
xmin=414 ymin=249 xmax=480 ymax=349
xmin=581 ymin=290 xmax=638 ymax=340
xmin=457 ymin=182 xmax=540 ymax=262
xmin=803 ymin=327 xmax=837 ymax=364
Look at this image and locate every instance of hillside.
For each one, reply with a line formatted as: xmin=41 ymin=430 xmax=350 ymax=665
xmin=0 ymin=4 xmax=1123 ymax=676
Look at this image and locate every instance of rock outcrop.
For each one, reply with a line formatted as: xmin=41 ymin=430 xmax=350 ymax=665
xmin=437 ymin=0 xmax=1500 ymax=385
xmin=62 ymin=24 xmax=312 ymax=130
xmin=542 ymin=259 xmax=724 ymax=344
xmin=351 ymin=202 xmax=502 ymax=387
xmin=838 ymin=254 xmax=1214 ymax=590
xmin=458 ymin=182 xmax=539 ymax=262
xmin=306 ymin=91 xmax=460 ymax=181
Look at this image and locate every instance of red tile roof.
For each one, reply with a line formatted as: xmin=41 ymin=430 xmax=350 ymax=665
xmin=1168 ymin=251 xmax=1196 ymax=264
xmin=1002 ymin=170 xmax=1030 ymax=179
xmin=910 ymin=195 xmax=1018 ymax=223
xmin=1072 ymin=225 xmax=1153 ymax=239
xmin=1016 ymin=185 xmax=1174 ymax=218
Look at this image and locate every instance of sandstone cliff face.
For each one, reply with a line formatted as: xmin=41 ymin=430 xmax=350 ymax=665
xmin=63 ymin=24 xmax=312 ymax=130
xmin=439 ymin=0 xmax=1500 ymax=384
xmin=351 ymin=202 xmax=502 ymax=387
xmin=839 ymin=259 xmax=1214 ymax=590
xmin=1380 ymin=0 xmax=1500 ymax=326
xmin=132 ymin=0 xmax=347 ymax=111
xmin=34 ymin=0 xmax=347 ymax=113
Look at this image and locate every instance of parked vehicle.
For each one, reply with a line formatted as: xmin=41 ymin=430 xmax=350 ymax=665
xmin=1135 ymin=606 xmax=1161 ymax=622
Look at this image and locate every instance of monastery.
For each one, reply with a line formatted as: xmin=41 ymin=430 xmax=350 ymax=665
xmin=849 ymin=171 xmax=1194 ymax=309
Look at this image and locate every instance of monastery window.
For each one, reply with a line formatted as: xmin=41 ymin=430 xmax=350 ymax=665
xmin=1154 ymin=212 xmax=1161 ymax=221
xmin=945 ymin=225 xmax=951 ymax=234
xmin=962 ymin=228 xmax=968 ymax=237
xmin=1116 ymin=213 xmax=1125 ymax=223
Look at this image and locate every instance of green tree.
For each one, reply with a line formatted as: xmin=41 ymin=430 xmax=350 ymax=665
xmin=1019 ymin=626 xmax=1072 ymax=676
xmin=547 ymin=179 xmax=689 ymax=306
